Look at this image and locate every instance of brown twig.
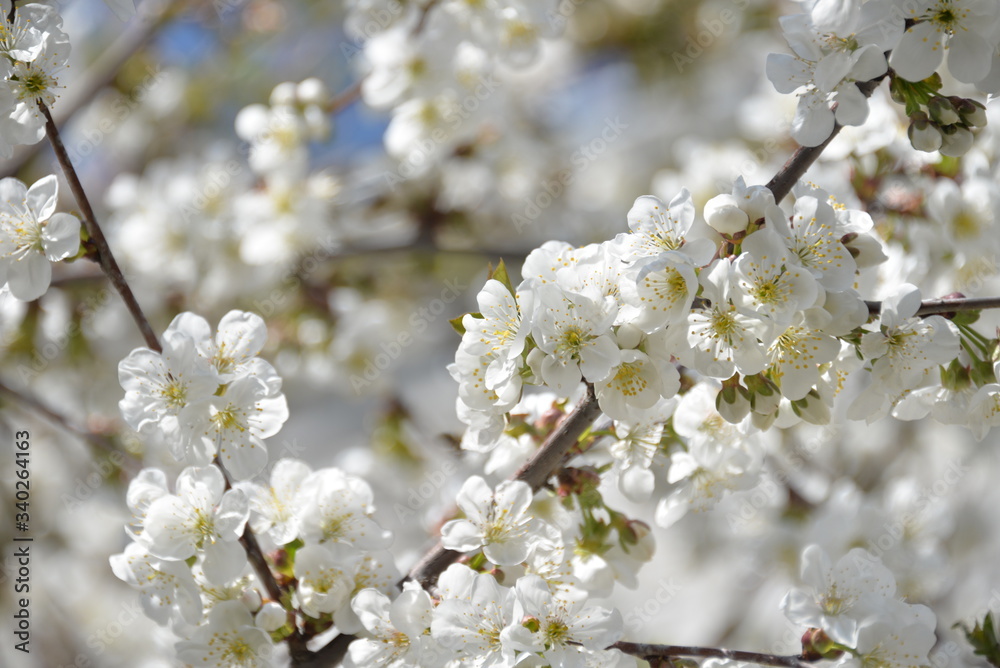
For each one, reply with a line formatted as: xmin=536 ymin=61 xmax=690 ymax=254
xmin=866 ymin=296 xmax=1000 ymax=318
xmin=613 ymin=641 xmax=817 ymax=668
xmin=39 ymin=101 xmax=161 ymax=352
xmin=405 ymin=384 xmax=601 ymax=588
xmin=0 ymin=377 xmax=139 ymax=472
xmin=765 ymin=77 xmax=885 ymax=204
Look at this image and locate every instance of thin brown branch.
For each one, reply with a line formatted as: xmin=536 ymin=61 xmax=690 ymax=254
xmin=866 ymin=296 xmax=1000 ymax=318
xmin=613 ymin=641 xmax=817 ymax=668
xmin=39 ymin=101 xmax=161 ymax=352
xmin=324 ymin=80 xmax=362 ymax=115
xmin=0 ymin=377 xmax=138 ymax=472
xmin=405 ymin=384 xmax=601 ymax=588
xmin=766 ymin=76 xmax=885 ymax=203
xmin=215 ymin=458 xmax=311 ymax=661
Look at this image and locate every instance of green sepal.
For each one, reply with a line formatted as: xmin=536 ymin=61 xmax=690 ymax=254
xmin=450 ymin=312 xmax=481 ymax=336
xmin=488 ymin=259 xmax=516 ymax=295
xmin=952 ymin=310 xmax=981 ymax=326
xmin=958 ymin=612 xmax=1000 ymax=666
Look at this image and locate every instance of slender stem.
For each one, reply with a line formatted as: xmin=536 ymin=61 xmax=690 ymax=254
xmin=405 ymin=384 xmax=601 ymax=588
xmin=0 ymin=377 xmax=139 ymax=472
xmin=766 ymin=77 xmax=885 ymax=204
xmin=7 ymin=0 xmax=16 ymax=24
xmin=324 ymin=80 xmax=362 ymax=114
xmin=866 ymin=296 xmax=1000 ymax=318
xmin=215 ymin=457 xmax=311 ymax=661
xmin=613 ymin=642 xmax=816 ymax=668
xmin=39 ymin=101 xmax=162 ymax=352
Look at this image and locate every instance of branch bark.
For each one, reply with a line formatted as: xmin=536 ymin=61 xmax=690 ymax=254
xmin=405 ymin=383 xmax=601 ymax=588
xmin=766 ymin=77 xmax=885 ymax=203
xmin=613 ymin=641 xmax=816 ymax=668
xmin=866 ymin=296 xmax=1000 ymax=318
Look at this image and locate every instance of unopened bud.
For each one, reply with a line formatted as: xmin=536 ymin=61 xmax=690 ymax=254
xmin=704 ymin=193 xmax=750 ymax=236
xmin=960 ymin=99 xmax=988 ymax=128
xmin=940 ymin=124 xmax=974 ymax=157
xmin=256 ymin=602 xmax=288 ymax=632
xmin=297 ymin=77 xmax=330 ymax=106
xmin=928 ymin=96 xmax=961 ymax=125
xmin=791 ymin=390 xmax=831 ymax=425
xmin=241 ymin=587 xmax=263 ymax=612
xmin=716 ymin=381 xmax=751 ymax=423
xmin=270 ymin=81 xmax=299 ymax=107
xmin=908 ymin=114 xmax=942 ymax=152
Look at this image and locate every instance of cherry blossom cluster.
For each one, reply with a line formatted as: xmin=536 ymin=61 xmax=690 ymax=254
xmin=350 ymin=0 xmax=559 ymax=177
xmin=345 ymin=471 xmax=650 ymax=667
xmin=110 ymin=458 xmax=398 ymax=666
xmin=0 ymin=0 xmax=69 ymax=156
xmin=448 ymin=170 xmax=1000 ymax=534
xmin=766 ymin=0 xmax=1000 ymax=152
xmin=117 ymin=310 xmax=289 ymax=480
xmin=782 ymin=545 xmax=938 ymax=666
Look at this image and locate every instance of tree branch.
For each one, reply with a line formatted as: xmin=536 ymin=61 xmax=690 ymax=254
xmin=866 ymin=296 xmax=1000 ymax=318
xmin=404 ymin=383 xmax=601 ymax=588
xmin=613 ymin=641 xmax=816 ymax=668
xmin=766 ymin=77 xmax=885 ymax=204
xmin=0 ymin=377 xmax=139 ymax=473
xmin=39 ymin=101 xmax=162 ymax=352
xmin=215 ymin=458 xmax=311 ymax=661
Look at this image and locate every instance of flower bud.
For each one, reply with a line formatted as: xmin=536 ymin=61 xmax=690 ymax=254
xmin=255 ymin=602 xmax=288 ymax=632
xmin=908 ymin=114 xmax=942 ymax=152
xmin=297 ymin=77 xmax=330 ymax=106
xmin=939 ymin=124 xmax=974 ymax=157
xmin=704 ymin=193 xmax=750 ymax=236
xmin=928 ymin=96 xmax=961 ymax=125
xmin=734 ymin=179 xmax=775 ymax=222
xmin=241 ymin=587 xmax=262 ymax=612
xmin=960 ymin=99 xmax=988 ymax=128
xmin=716 ymin=381 xmax=751 ymax=423
xmin=270 ymin=81 xmax=299 ymax=107
xmin=791 ymin=390 xmax=831 ymax=425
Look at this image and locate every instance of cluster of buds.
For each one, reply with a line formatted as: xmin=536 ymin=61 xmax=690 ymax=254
xmin=908 ymin=95 xmax=987 ymax=157
xmin=892 ymin=73 xmax=987 ymax=157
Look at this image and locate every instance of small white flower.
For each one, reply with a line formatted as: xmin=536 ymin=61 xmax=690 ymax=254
xmin=295 ymin=468 xmax=393 ymax=550
xmin=0 ymin=175 xmax=80 ymax=301
xmin=347 ymin=583 xmax=439 ymax=668
xmin=531 ymin=285 xmax=621 ymax=393
xmin=781 ymin=545 xmax=898 ymax=647
xmin=683 ymin=259 xmax=767 ymax=379
xmin=506 ymin=575 xmax=623 ymax=668
xmin=239 ymin=458 xmax=312 ymax=545
xmin=176 ymin=600 xmax=275 ymax=668
xmin=110 ymin=542 xmax=203 ymax=626
xmin=734 ymin=229 xmax=819 ymax=324
xmin=294 ymin=544 xmax=358 ymax=618
xmin=139 ymin=466 xmax=250 ymax=585
xmin=431 ymin=570 xmax=518 ymax=666
xmin=890 ymin=0 xmax=1000 ymax=84
xmin=441 ymin=475 xmax=539 ymax=566
xmin=612 ymin=190 xmax=715 ymax=265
